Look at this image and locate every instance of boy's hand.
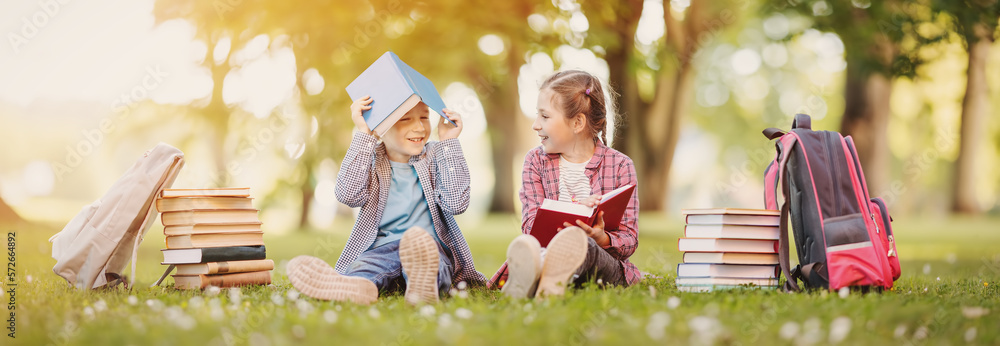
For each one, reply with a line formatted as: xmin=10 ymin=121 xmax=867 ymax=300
xmin=438 ymin=108 xmax=463 ymax=140
xmin=351 ymin=96 xmax=373 ymax=133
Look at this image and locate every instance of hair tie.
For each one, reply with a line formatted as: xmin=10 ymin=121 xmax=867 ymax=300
xmin=585 ymin=88 xmax=591 ymax=95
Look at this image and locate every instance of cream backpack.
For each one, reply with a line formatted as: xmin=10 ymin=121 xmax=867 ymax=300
xmin=49 ymin=143 xmax=184 ymax=289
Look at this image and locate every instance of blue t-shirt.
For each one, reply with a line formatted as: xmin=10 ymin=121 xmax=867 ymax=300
xmin=369 ymin=160 xmax=448 ymax=251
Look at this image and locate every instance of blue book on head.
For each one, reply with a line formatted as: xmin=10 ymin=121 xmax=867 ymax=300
xmin=345 ymin=51 xmax=454 ymax=136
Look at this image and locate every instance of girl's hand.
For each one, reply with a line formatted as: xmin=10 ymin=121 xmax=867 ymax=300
xmin=438 ymin=108 xmax=463 ymax=140
xmin=562 ymin=211 xmax=610 ymax=247
xmin=351 ymin=96 xmax=373 ymax=133
xmin=576 ymin=195 xmax=601 ymax=207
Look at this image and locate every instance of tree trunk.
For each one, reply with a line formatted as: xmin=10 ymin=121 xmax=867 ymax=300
xmin=840 ymin=64 xmax=892 ymax=195
xmin=952 ymin=25 xmax=992 ymax=214
xmin=639 ymin=62 xmax=695 ymax=211
xmin=476 ymin=45 xmax=525 ymax=213
xmin=606 ymin=0 xmax=645 ymax=154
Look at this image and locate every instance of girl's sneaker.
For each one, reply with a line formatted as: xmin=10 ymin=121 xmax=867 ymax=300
xmin=535 ymin=227 xmax=587 ymax=298
xmin=286 ymin=255 xmax=378 ymax=304
xmin=399 ymin=228 xmax=440 ymax=305
xmin=502 ymin=235 xmax=543 ymax=299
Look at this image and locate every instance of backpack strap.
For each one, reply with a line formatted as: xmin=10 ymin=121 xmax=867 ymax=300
xmin=792 ymin=113 xmax=811 ymax=130
xmin=774 ymin=134 xmax=802 ymax=292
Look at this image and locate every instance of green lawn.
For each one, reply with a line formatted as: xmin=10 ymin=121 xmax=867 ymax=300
xmin=5 ymin=213 xmax=999 ymax=345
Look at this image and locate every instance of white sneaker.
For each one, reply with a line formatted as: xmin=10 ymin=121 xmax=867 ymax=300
xmin=286 ymin=255 xmax=378 ymax=304
xmin=399 ymin=228 xmax=441 ymax=305
xmin=535 ymin=227 xmax=587 ymax=298
xmin=501 ymin=234 xmax=542 ymax=299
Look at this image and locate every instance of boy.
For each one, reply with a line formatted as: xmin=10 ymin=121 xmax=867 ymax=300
xmin=288 ymin=96 xmax=486 ymax=305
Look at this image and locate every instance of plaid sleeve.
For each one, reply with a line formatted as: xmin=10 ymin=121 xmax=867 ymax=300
xmin=335 ymin=131 xmax=379 ymax=208
xmin=519 ymin=149 xmax=546 ymax=235
xmin=603 ymin=156 xmax=639 ymax=261
xmin=428 ymin=138 xmax=471 ymax=215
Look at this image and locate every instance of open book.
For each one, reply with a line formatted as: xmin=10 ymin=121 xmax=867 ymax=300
xmin=529 ymin=184 xmax=635 ymax=247
xmin=345 ymin=51 xmax=455 ymax=136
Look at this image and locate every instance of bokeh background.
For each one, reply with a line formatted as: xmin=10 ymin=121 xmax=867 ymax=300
xmin=2 ymin=0 xmax=999 ymax=233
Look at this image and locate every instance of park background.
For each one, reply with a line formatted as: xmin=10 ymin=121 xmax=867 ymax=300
xmin=1 ymin=0 xmax=999 ymax=345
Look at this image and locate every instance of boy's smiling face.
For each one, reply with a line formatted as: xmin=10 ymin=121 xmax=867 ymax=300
xmin=383 ymin=103 xmax=431 ymax=163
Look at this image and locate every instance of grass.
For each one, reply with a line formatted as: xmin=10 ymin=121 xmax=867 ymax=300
xmin=5 ymin=213 xmax=999 ymax=345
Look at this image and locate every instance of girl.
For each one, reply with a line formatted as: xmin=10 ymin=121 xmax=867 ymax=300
xmin=490 ymin=70 xmax=641 ymax=298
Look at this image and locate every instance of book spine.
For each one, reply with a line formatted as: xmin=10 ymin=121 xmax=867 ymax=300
xmin=200 ymin=246 xmax=267 ymax=263
xmin=207 ymin=259 xmax=275 ymax=274
xmin=204 ymin=271 xmax=272 ymax=289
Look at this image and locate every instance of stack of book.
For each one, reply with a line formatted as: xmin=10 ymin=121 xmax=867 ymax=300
xmin=676 ymin=208 xmax=781 ymax=292
xmin=156 ymin=188 xmax=273 ymax=290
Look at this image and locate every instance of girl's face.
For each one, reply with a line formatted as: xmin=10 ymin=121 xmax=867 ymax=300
xmin=533 ymin=88 xmax=581 ymax=154
xmin=383 ymin=104 xmax=431 ymax=162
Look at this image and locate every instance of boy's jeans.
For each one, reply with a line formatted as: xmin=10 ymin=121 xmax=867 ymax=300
xmin=345 ymin=240 xmax=453 ymax=294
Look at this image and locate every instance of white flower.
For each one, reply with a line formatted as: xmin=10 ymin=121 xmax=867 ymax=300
xmin=922 ymin=263 xmax=931 ymax=275
xmin=913 ymin=326 xmax=929 ymax=340
xmin=368 ymin=307 xmax=381 ymax=319
xmin=83 ymin=306 xmax=95 ymax=320
xmin=523 ymin=303 xmax=533 ymax=311
xmin=228 ymin=287 xmax=242 ymax=304
xmin=457 ymin=281 xmax=468 ymax=290
xmin=419 ymin=305 xmax=436 ymax=318
xmin=205 ymin=285 xmax=221 ymax=297
xmin=438 ymin=313 xmax=453 ymax=327
xmin=286 ymin=289 xmax=300 ymax=301
xmin=26 ymin=275 xmax=33 ymax=284
xmin=457 ymin=290 xmax=469 ymax=299
xmin=945 ymin=253 xmax=957 ymax=264
xmin=127 ymin=296 xmax=138 ymax=306
xmin=645 ymin=312 xmax=670 ymax=340
xmin=292 ymin=325 xmax=306 ymax=339
xmin=449 ymin=288 xmax=459 ymax=296
xmin=838 ymin=287 xmax=849 ymax=299
xmin=93 ymin=299 xmax=107 ymax=313
xmin=270 ymin=293 xmax=285 ymax=306
xmin=648 ymin=285 xmax=657 ymax=298
xmin=965 ymin=327 xmax=977 ymax=342
xmin=688 ymin=316 xmax=721 ymax=345
xmin=188 ymin=296 xmax=205 ymax=309
xmin=455 ymin=308 xmax=473 ymax=320
xmin=323 ymin=310 xmax=338 ymax=324
xmin=893 ymin=325 xmax=907 ymax=339
xmin=145 ymin=299 xmax=163 ymax=312
xmin=296 ymin=300 xmax=313 ymax=316
xmin=666 ymin=296 xmax=680 ymax=309
xmin=523 ymin=313 xmax=535 ymax=325
xmin=961 ymin=306 xmax=990 ymax=319
xmin=828 ymin=317 xmax=851 ymax=343
xmin=779 ymin=321 xmax=799 ymax=340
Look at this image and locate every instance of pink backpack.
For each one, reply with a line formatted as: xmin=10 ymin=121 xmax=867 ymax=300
xmin=49 ymin=143 xmax=184 ymax=289
xmin=763 ymin=114 xmax=900 ymax=292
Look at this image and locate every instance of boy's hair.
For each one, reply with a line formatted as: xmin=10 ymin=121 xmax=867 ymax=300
xmin=540 ymin=70 xmax=618 ymax=145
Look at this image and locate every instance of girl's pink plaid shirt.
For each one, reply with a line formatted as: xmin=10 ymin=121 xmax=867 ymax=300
xmin=489 ymin=142 xmax=641 ymax=287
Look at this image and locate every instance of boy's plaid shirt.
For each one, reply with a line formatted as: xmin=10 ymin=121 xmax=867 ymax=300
xmin=334 ymin=132 xmax=487 ymax=286
xmin=489 ymin=142 xmax=641 ymax=287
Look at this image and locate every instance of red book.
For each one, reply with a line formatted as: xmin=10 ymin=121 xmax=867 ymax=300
xmin=529 ymin=184 xmax=635 ymax=247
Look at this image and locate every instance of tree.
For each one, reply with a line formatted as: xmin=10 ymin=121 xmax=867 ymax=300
xmin=934 ymin=0 xmax=1000 ymax=213
xmin=766 ymin=0 xmax=919 ymax=196
xmin=588 ymin=0 xmax=743 ymax=211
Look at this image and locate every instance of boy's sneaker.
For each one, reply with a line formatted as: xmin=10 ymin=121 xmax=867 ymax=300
xmin=399 ymin=228 xmax=440 ymax=305
xmin=535 ymin=227 xmax=587 ymax=298
xmin=286 ymin=255 xmax=378 ymax=304
xmin=501 ymin=234 xmax=542 ymax=299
